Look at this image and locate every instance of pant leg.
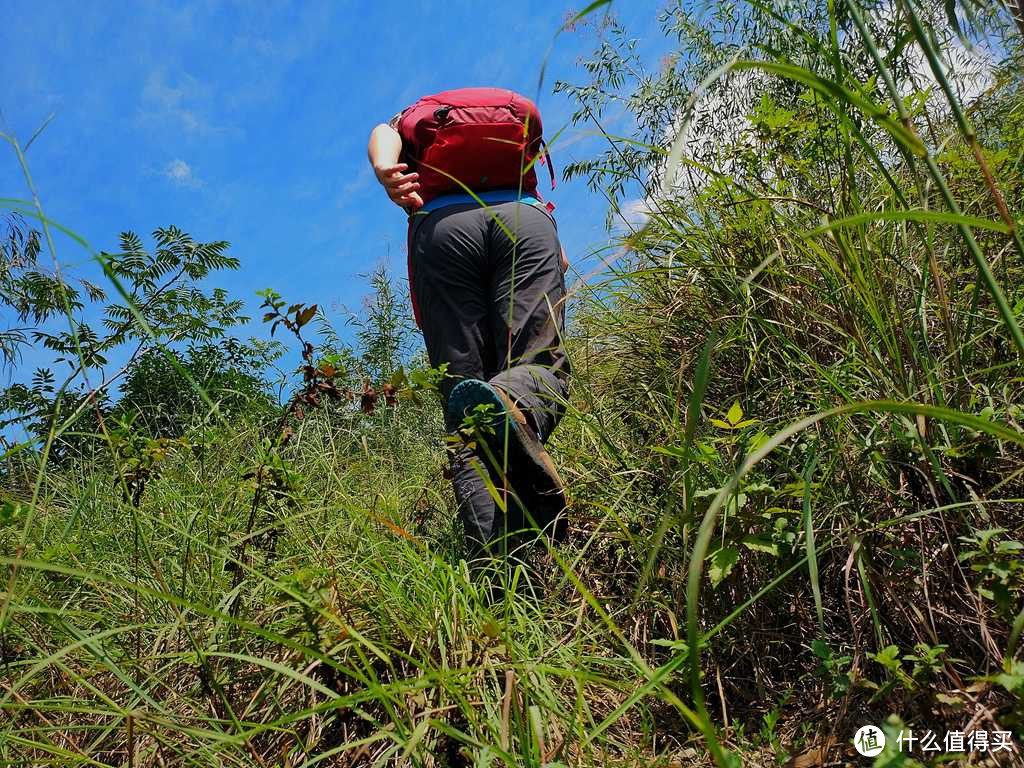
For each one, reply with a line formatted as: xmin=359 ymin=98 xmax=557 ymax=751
xmin=409 ymin=202 xmax=571 ymax=557
xmin=409 ymin=206 xmax=501 ymax=556
xmin=485 ymin=202 xmax=571 ymax=443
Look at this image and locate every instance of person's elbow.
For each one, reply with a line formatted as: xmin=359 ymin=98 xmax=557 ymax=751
xmin=370 ymin=122 xmax=399 ymax=143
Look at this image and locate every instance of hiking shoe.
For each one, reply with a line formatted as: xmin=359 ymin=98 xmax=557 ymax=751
xmin=447 ymin=378 xmax=567 ymax=541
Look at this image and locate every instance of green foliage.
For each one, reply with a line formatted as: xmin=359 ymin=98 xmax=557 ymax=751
xmin=811 ymin=639 xmax=853 ymax=697
xmin=985 ymin=658 xmax=1024 ymax=696
xmin=0 ymin=500 xmax=23 ymax=527
xmin=866 ymin=643 xmax=954 ymax=700
xmin=108 ymin=413 xmax=191 ymax=505
xmin=0 ymin=213 xmax=103 ymax=367
xmin=709 ymin=400 xmax=759 ymax=431
xmin=116 ymin=339 xmax=280 ymax=438
xmin=49 ymin=227 xmax=248 ymax=367
xmin=707 ymin=545 xmax=739 ymax=587
xmin=354 ymin=266 xmax=415 ymax=381
xmin=407 ymin=360 xmax=447 ymax=390
xmin=556 ymin=0 xmax=1024 ymax=755
xmin=1 ymin=225 xmax=255 ymax=459
xmin=4 ymin=0 xmax=1024 ymax=765
xmin=958 ymin=528 xmax=1024 ymax=616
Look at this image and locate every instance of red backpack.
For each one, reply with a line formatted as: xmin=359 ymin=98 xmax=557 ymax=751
xmin=396 ymin=87 xmax=555 ymax=203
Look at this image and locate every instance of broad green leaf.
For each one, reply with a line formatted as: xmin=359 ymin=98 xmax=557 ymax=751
xmin=726 ymin=400 xmax=744 ymax=425
xmin=871 ymin=645 xmax=901 ymax=670
xmin=695 ymin=441 xmax=718 ymax=460
xmin=742 ymin=535 xmax=779 ymax=556
xmin=993 ymin=670 xmax=1024 ymax=694
xmin=708 ymin=547 xmax=739 ymax=587
xmin=694 ymin=487 xmax=722 ymax=499
xmin=650 ymin=638 xmax=690 ymax=653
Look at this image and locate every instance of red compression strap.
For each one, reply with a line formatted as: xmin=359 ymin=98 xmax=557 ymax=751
xmin=406 ymin=219 xmax=422 ymax=329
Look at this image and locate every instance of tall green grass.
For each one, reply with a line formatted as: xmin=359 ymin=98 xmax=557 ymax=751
xmin=3 ymin=0 xmax=1024 ymax=765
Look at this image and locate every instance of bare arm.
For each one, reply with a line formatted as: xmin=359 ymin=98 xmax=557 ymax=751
xmin=368 ymin=123 xmax=423 ymax=211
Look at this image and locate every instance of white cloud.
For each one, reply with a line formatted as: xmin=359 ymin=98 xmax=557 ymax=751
xmin=869 ymin=0 xmax=995 ymax=107
xmin=651 ymin=28 xmax=995 ymax=206
xmin=139 ymin=69 xmax=221 ymax=135
xmin=618 ymin=198 xmax=652 ymax=229
xmin=906 ymin=36 xmax=994 ymax=107
xmin=163 ymin=158 xmax=202 ymax=187
xmin=336 ymin=165 xmax=375 ymax=208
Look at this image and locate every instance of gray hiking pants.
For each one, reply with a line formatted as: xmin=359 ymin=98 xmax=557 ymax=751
xmin=408 ymin=201 xmax=570 ymax=556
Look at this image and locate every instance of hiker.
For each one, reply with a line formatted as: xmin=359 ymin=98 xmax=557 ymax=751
xmin=367 ymin=87 xmax=570 ymax=560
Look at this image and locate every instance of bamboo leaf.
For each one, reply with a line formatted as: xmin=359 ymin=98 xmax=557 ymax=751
xmin=733 ymin=60 xmax=926 ymax=156
xmin=806 ymin=209 xmax=1010 ymax=237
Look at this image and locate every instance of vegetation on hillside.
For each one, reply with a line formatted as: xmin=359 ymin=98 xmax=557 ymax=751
xmin=2 ymin=0 xmax=1023 ymax=765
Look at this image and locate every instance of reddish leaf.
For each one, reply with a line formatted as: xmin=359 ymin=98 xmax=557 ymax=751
xmin=296 ymin=304 xmax=317 ymax=328
xmin=360 ymin=384 xmax=378 ymax=414
xmin=317 ymin=381 xmax=342 ymax=400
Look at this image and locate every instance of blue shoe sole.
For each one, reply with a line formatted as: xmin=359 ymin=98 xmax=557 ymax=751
xmin=447 ymin=378 xmax=567 ymax=541
xmin=447 ymin=379 xmax=517 ymax=446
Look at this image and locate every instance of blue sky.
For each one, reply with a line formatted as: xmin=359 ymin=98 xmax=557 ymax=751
xmin=1 ymin=1 xmax=670 ymax=392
